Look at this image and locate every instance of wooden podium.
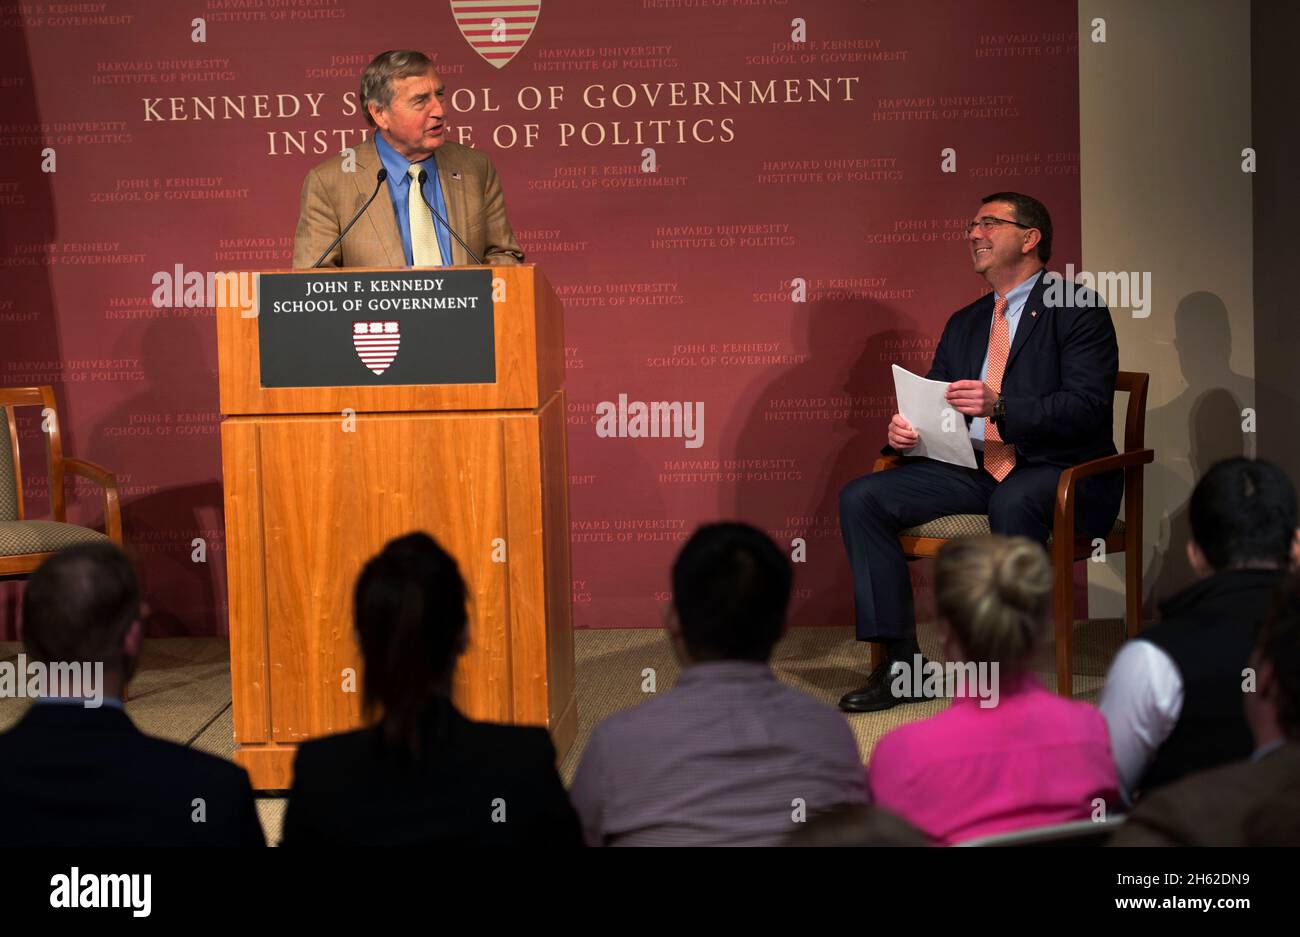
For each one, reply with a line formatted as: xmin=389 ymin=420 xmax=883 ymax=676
xmin=216 ymin=265 xmax=574 ymax=789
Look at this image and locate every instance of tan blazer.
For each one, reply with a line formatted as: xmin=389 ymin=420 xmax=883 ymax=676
xmin=1109 ymin=741 xmax=1300 ymax=846
xmin=292 ymin=137 xmax=524 ymax=269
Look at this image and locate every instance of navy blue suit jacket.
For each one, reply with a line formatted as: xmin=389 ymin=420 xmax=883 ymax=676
xmin=281 ymin=696 xmax=582 ymax=847
xmin=0 ymin=705 xmax=265 ymax=847
xmin=895 ymin=269 xmax=1120 ymax=472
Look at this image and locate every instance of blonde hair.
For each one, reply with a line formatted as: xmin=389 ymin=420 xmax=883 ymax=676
xmin=933 ymin=535 xmax=1052 ymax=673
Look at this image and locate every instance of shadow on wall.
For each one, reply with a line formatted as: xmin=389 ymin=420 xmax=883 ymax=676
xmin=89 ymin=317 xmax=226 ymax=637
xmin=1143 ymin=290 xmax=1255 ymax=612
xmin=0 ymin=21 xmax=61 ymax=640
xmin=726 ymin=299 xmax=937 ymax=635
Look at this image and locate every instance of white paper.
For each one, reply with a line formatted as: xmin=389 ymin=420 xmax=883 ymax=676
xmin=890 ymin=364 xmax=978 ymax=469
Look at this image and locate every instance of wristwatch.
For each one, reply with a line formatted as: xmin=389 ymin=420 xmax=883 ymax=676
xmin=992 ymin=394 xmax=1006 ymax=424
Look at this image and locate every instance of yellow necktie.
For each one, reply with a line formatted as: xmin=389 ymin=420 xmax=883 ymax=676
xmin=407 ymin=164 xmax=444 ymax=266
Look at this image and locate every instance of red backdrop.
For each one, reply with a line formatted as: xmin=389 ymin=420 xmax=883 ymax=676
xmin=0 ymin=0 xmax=1081 ymax=637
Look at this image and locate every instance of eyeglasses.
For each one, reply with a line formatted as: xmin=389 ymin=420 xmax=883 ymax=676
xmin=965 ymin=216 xmax=1033 ymax=235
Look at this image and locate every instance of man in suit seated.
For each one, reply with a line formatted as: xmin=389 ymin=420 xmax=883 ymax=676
xmin=0 ymin=543 xmax=265 ymax=847
xmin=569 ymin=523 xmax=866 ymax=846
xmin=292 ymin=49 xmax=524 ymax=269
xmin=1100 ymin=457 xmax=1299 ymax=803
xmin=280 ymin=533 xmax=581 ymax=846
xmin=838 ymin=192 xmax=1123 ymax=712
xmin=1111 ymin=571 xmax=1300 ymax=846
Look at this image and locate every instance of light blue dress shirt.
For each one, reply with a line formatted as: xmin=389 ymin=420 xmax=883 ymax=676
xmin=969 ymin=269 xmax=1043 ymax=448
xmin=373 ymin=131 xmax=454 ymax=266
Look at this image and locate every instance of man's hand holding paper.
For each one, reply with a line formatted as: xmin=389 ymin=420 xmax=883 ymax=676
xmin=886 ymin=412 xmax=920 ymax=451
xmin=889 ymin=365 xmax=978 ymax=469
xmin=943 ymin=379 xmax=997 ymax=418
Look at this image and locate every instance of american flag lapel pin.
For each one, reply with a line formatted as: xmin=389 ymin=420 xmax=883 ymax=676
xmin=451 ymin=171 xmax=462 ymax=180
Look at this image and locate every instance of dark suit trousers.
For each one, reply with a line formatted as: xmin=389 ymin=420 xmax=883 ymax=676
xmin=839 ymin=453 xmax=1123 ymax=641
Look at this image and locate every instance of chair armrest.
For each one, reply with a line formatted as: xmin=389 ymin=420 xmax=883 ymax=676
xmin=62 ymin=457 xmax=123 ymax=544
xmin=1056 ymin=449 xmax=1154 ymax=501
xmin=1053 ymin=448 xmax=1153 ymax=544
xmin=873 ymin=454 xmax=904 ymax=473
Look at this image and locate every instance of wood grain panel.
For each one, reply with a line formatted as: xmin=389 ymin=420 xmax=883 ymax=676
xmin=233 ymin=746 xmax=295 ymax=791
xmin=532 ymin=270 xmax=566 ymax=409
xmin=503 ymin=411 xmax=546 ymax=726
xmin=255 ymin=411 xmax=512 ymax=739
xmin=500 ymin=392 xmax=575 ymax=755
xmin=538 ymin=391 xmax=576 ymax=759
xmin=221 ymin=419 xmax=270 ymax=744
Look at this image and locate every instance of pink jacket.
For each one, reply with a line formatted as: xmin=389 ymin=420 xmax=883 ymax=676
xmin=867 ymin=673 xmax=1120 ymax=845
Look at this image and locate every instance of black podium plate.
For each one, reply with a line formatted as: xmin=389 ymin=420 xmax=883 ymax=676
xmin=257 ymin=269 xmax=495 ymax=388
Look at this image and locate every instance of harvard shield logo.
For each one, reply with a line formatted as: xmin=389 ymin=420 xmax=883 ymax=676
xmin=353 ymin=321 xmax=400 ymax=375
xmin=450 ymin=0 xmax=541 ymax=69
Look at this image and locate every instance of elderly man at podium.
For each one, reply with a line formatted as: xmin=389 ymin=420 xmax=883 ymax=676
xmin=292 ymin=49 xmax=524 ymax=269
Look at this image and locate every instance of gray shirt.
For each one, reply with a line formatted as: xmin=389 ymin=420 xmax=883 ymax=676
xmin=570 ymin=660 xmax=866 ymax=846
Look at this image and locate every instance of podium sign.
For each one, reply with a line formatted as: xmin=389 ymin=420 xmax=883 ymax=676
xmin=257 ymin=269 xmax=495 ymax=387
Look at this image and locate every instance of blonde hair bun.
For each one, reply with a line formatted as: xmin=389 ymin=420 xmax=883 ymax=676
xmin=934 ymin=535 xmax=1053 ymax=670
xmin=994 ymin=538 xmax=1053 ymax=612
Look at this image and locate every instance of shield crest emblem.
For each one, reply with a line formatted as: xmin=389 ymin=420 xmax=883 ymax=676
xmin=353 ymin=320 xmax=400 ymax=375
xmin=450 ymin=0 xmax=541 ymax=69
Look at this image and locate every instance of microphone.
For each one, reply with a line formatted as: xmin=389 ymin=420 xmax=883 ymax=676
xmin=416 ymin=168 xmax=484 ymax=265
xmin=311 ymin=167 xmax=388 ymax=268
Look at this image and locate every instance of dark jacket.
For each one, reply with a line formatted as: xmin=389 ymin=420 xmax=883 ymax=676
xmin=0 ymin=703 xmax=265 ymax=847
xmin=888 ymin=270 xmax=1120 ymax=472
xmin=1111 ymin=742 xmax=1300 ymax=846
xmin=1136 ymin=567 xmax=1287 ymax=794
xmin=281 ymin=697 xmax=582 ymax=847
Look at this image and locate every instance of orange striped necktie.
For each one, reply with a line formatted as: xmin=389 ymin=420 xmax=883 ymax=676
xmin=983 ymin=294 xmax=1015 ymax=481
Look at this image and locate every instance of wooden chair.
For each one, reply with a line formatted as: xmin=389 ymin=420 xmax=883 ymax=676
xmin=0 ymin=385 xmax=123 ymax=578
xmin=872 ymin=371 xmax=1153 ymax=697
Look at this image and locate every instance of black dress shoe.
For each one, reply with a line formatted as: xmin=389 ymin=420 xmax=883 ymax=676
xmin=838 ymin=657 xmax=931 ymax=713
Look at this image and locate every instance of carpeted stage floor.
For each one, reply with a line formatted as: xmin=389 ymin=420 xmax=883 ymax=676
xmin=0 ymin=619 xmax=1126 ymax=845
